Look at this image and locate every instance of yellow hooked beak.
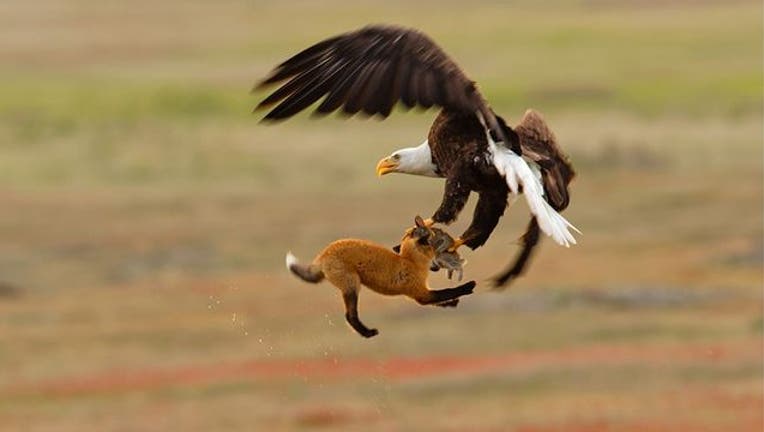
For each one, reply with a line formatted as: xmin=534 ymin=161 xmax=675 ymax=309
xmin=376 ymin=157 xmax=398 ymax=177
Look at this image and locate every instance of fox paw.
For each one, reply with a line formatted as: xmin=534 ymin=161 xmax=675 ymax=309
xmin=437 ymin=299 xmax=460 ymax=308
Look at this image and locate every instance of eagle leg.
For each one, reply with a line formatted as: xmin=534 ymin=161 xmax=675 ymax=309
xmin=431 ymin=173 xmax=471 ymax=226
xmin=491 ymin=217 xmax=541 ymax=289
xmin=446 ymin=237 xmax=466 ymax=253
xmin=458 ymin=191 xmax=508 ymax=251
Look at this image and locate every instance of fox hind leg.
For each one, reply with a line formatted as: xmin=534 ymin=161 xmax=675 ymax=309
xmin=325 ymin=269 xmax=378 ymax=338
xmin=342 ymin=290 xmax=378 ymax=338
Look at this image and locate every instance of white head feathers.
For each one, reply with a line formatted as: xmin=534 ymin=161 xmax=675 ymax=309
xmin=383 ymin=140 xmax=439 ymax=178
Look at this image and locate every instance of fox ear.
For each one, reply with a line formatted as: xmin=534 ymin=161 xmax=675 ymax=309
xmin=414 ymin=215 xmax=425 ymax=228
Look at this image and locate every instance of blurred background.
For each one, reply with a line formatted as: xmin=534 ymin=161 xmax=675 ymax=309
xmin=1 ymin=1 xmax=761 ymax=430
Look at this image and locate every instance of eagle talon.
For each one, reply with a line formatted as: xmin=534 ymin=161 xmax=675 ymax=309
xmin=447 ymin=237 xmax=465 ymax=253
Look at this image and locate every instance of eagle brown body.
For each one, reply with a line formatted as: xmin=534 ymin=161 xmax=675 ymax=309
xmin=428 ymin=109 xmax=510 ymax=249
xmin=426 ymin=108 xmax=575 ymax=284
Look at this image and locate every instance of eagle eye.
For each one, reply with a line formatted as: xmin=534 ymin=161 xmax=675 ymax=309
xmin=392 ymin=154 xmax=401 ymax=161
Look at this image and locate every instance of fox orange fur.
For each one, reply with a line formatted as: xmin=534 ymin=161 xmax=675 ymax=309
xmin=286 ymin=216 xmax=475 ymax=338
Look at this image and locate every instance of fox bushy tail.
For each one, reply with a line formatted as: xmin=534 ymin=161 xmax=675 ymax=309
xmin=285 ymin=252 xmax=324 ymax=283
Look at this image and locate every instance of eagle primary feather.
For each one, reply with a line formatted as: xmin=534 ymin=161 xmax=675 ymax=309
xmin=254 ymin=25 xmax=516 ymax=147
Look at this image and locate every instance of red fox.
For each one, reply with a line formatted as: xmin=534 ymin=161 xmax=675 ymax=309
xmin=286 ymin=216 xmax=476 ymax=338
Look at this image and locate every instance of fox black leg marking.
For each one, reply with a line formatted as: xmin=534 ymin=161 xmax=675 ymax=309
xmin=342 ymin=291 xmax=378 ymax=338
xmin=417 ymin=280 xmax=476 ymax=305
xmin=436 ymin=298 xmax=460 ymax=308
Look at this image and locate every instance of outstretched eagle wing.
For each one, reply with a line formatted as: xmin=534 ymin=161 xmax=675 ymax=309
xmin=254 ymin=25 xmax=518 ymax=151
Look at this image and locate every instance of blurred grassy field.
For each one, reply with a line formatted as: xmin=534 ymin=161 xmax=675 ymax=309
xmin=0 ymin=0 xmax=762 ymax=431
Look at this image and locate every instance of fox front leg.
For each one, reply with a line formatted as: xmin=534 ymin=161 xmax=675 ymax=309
xmin=342 ymin=291 xmax=378 ymax=338
xmin=437 ymin=297 xmax=460 ymax=308
xmin=414 ymin=281 xmax=476 ymax=307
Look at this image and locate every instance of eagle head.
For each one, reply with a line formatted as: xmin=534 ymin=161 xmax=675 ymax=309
xmin=376 ymin=140 xmax=439 ymax=178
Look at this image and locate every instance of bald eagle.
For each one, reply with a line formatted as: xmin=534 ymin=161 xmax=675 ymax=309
xmin=254 ymin=25 xmax=579 ymax=287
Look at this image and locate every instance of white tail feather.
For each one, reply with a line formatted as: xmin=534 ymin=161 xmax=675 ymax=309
xmin=488 ymin=141 xmax=580 ymax=247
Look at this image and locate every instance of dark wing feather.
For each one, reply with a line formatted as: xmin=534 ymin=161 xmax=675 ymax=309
xmin=254 ymin=25 xmax=481 ymax=120
xmin=343 ymin=62 xmax=378 ymax=114
xmin=256 ymin=62 xmax=325 ymax=109
xmin=363 ymin=61 xmax=392 ymax=115
xmin=315 ymin=56 xmax=367 ymax=114
xmin=261 ymin=66 xmax=334 ymax=119
xmin=258 ymin=35 xmax=343 ymax=86
xmin=402 ymin=61 xmax=422 ymax=108
xmin=419 ymin=70 xmax=436 ymax=108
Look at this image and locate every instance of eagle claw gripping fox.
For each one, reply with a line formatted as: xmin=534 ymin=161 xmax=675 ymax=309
xmin=428 ymin=228 xmax=466 ymax=281
xmin=392 ymin=227 xmax=465 ymax=281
